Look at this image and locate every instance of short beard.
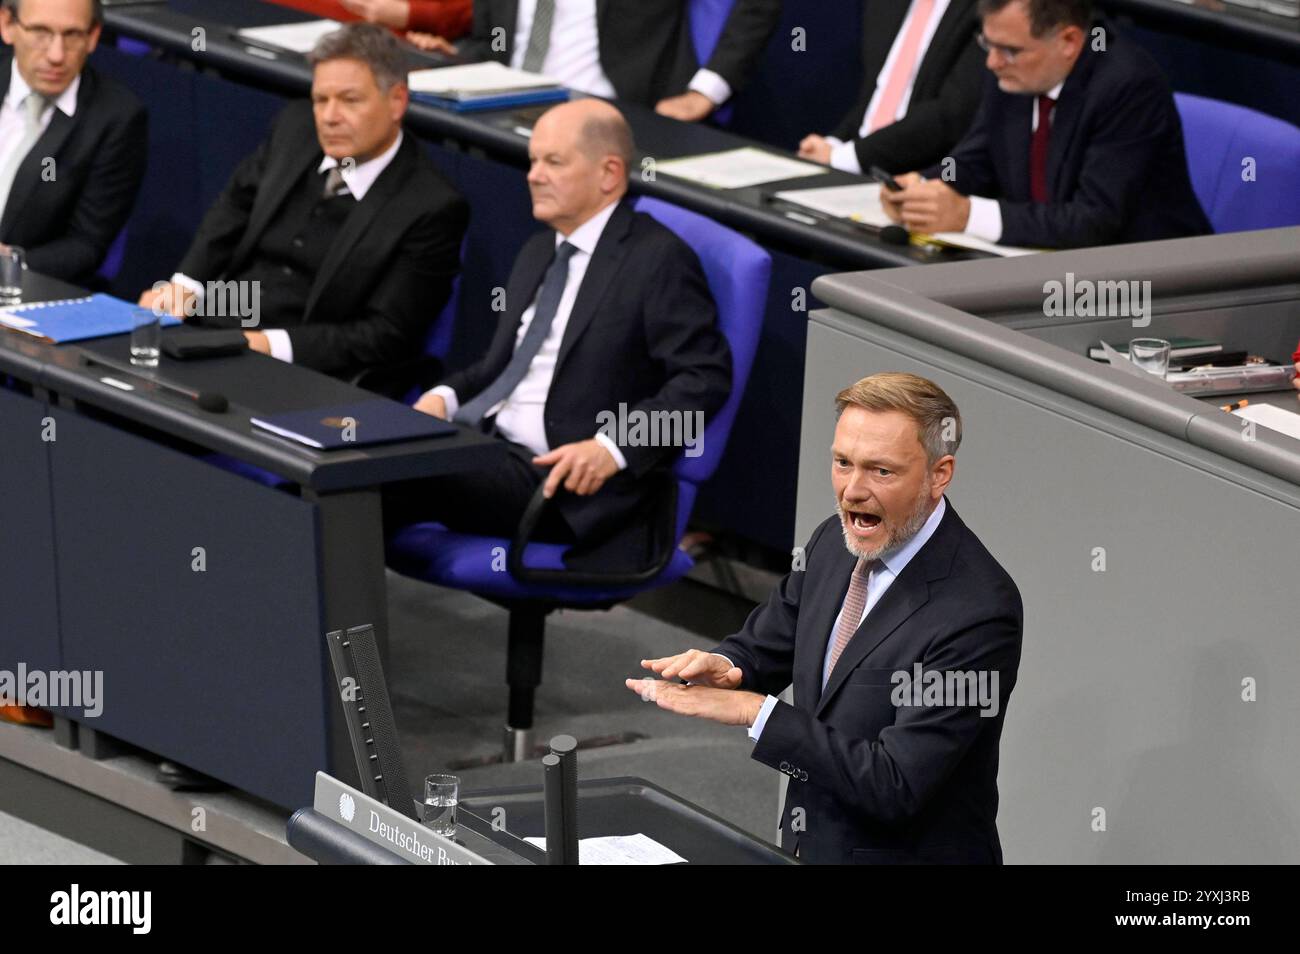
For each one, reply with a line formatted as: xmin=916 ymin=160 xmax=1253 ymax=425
xmin=836 ymin=480 xmax=934 ymax=562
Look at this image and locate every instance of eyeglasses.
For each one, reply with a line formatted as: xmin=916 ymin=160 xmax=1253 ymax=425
xmin=13 ymin=16 xmax=94 ymax=51
xmin=974 ymin=31 xmax=1024 ymax=63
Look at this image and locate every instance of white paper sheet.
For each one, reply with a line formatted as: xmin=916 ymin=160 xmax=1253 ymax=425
xmin=656 ymin=148 xmax=829 ymax=190
xmin=524 ymin=833 xmax=688 ymax=865
xmin=773 ymin=183 xmax=891 ymax=227
xmin=926 ymin=232 xmax=1040 ymax=257
xmin=236 ymin=20 xmax=342 ymax=54
xmin=408 ymin=62 xmax=561 ymax=96
xmin=1233 ymin=403 xmax=1300 ymax=440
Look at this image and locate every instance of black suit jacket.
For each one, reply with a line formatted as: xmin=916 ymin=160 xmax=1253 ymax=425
xmin=713 ymin=502 xmax=1023 ymax=865
xmin=832 ymin=0 xmax=983 ymax=174
xmin=458 ymin=0 xmax=782 ymax=106
xmin=923 ymin=25 xmax=1211 ymax=248
xmin=0 ymin=51 xmax=146 ymax=286
xmin=441 ymin=199 xmax=731 ymax=565
xmin=176 ymin=101 xmax=468 ymax=377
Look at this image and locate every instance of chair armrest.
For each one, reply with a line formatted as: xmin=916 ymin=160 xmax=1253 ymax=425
xmin=507 ymin=474 xmax=680 ymax=587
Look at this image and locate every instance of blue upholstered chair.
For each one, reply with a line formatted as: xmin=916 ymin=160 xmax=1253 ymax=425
xmin=385 ymin=196 xmax=771 ymax=760
xmin=689 ymin=0 xmax=739 ymax=127
xmin=1174 ymin=93 xmax=1300 ymax=234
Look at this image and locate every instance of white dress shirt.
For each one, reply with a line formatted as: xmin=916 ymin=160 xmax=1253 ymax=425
xmin=716 ymin=497 xmax=949 ymax=741
xmin=827 ymin=0 xmax=952 ymax=174
xmin=965 ymin=80 xmax=1065 ymax=243
xmin=510 ymin=0 xmax=733 ymax=106
xmin=0 ymin=61 xmax=80 ymax=216
xmin=173 ymin=131 xmax=405 ymax=363
xmin=423 ymin=199 xmax=627 ymax=470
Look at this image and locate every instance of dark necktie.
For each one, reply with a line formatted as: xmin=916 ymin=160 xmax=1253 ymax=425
xmin=1029 ymin=94 xmax=1055 ymax=204
xmin=521 ymin=0 xmax=556 ymax=72
xmin=455 ymin=241 xmax=578 ymax=426
xmin=322 ymin=166 xmax=350 ymax=199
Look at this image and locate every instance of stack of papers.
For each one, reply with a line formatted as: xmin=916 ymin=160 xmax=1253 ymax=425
xmin=924 ymin=232 xmax=1040 ymax=257
xmin=774 ymin=182 xmax=891 ymax=227
xmin=408 ymin=62 xmax=569 ymax=111
xmin=656 ymin=147 xmax=829 ymax=190
xmin=524 ymin=832 xmax=688 ymax=865
xmin=236 ymin=20 xmax=342 ymax=54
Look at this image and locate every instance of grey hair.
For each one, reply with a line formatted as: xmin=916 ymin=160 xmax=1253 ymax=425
xmin=2 ymin=0 xmax=104 ymax=24
xmin=307 ymin=22 xmax=408 ymax=91
xmin=579 ymin=111 xmax=636 ymax=174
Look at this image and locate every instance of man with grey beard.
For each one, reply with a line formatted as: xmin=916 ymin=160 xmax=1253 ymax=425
xmin=628 ymin=372 xmax=1023 ymax=864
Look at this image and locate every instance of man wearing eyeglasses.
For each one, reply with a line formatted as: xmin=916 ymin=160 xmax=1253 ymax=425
xmin=0 ymin=0 xmax=146 ymax=285
xmin=880 ymin=0 xmax=1210 ymax=248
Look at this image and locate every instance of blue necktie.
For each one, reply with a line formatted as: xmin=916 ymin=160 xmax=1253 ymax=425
xmin=455 ymin=241 xmax=578 ymax=426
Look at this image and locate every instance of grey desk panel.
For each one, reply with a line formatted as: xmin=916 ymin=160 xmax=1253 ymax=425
xmin=0 ymin=388 xmax=61 ymax=674
xmin=46 ymin=405 xmax=330 ymax=808
xmin=822 ymin=227 xmax=1300 ymax=316
xmin=799 ymin=314 xmax=1300 ymax=863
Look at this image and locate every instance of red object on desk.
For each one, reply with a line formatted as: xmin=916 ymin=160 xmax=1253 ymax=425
xmin=268 ymin=0 xmax=472 ymax=40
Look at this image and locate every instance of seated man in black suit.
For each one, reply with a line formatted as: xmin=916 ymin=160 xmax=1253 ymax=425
xmin=384 ymin=98 xmax=732 ymax=572
xmin=139 ymin=23 xmax=467 ymax=379
xmin=880 ymin=0 xmax=1210 ymax=248
xmin=630 ymin=372 xmax=1023 ymax=864
xmin=0 ymin=0 xmax=146 ymax=286
xmin=798 ymin=0 xmax=984 ymax=174
xmin=417 ymin=0 xmax=782 ymax=123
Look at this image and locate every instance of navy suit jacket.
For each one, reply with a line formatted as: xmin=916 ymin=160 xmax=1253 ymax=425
xmin=714 ymin=501 xmax=1023 ymax=864
xmin=923 ymin=25 xmax=1211 ymax=248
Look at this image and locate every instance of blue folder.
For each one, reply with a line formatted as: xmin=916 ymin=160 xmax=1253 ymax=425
xmin=0 ymin=294 xmax=182 ymax=344
xmin=251 ymin=399 xmax=458 ymax=449
xmin=411 ymin=87 xmax=570 ymax=113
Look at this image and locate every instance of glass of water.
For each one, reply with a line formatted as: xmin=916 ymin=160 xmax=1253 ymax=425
xmin=0 ymin=245 xmax=25 ymax=304
xmin=423 ymin=774 xmax=459 ymax=838
xmin=1129 ymin=338 xmax=1171 ymax=379
xmin=130 ymin=305 xmax=161 ymax=368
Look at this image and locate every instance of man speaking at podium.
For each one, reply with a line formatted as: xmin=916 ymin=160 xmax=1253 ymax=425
xmin=629 ymin=373 xmax=1023 ymax=864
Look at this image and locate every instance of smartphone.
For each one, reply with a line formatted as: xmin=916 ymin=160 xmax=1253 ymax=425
xmin=869 ymin=165 xmax=903 ymax=192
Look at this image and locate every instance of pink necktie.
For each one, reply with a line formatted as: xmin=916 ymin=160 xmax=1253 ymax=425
xmin=868 ymin=0 xmax=936 ymax=133
xmin=827 ymin=558 xmax=876 ymax=674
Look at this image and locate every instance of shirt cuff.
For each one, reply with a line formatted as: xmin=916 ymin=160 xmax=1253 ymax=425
xmin=965 ymin=196 xmax=1003 ymax=243
xmin=829 ymin=138 xmax=863 ymax=175
xmin=262 ymin=328 xmax=293 ymax=363
xmin=593 ymin=431 xmax=628 ymax=471
xmin=170 ymin=272 xmax=204 ymax=304
xmin=687 ymin=68 xmax=732 ymax=107
xmin=711 ymin=652 xmax=735 ymax=670
xmin=747 ymin=695 xmax=779 ymax=742
xmin=423 ymin=385 xmax=458 ymax=418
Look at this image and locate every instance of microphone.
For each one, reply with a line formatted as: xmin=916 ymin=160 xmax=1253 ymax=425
xmin=196 ymin=391 xmax=229 ymax=414
xmin=880 ymin=224 xmax=910 ymax=246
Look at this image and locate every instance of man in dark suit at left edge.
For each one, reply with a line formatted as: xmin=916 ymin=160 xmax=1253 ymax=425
xmin=0 ymin=0 xmax=146 ymax=286
xmin=140 ymin=23 xmax=468 ymax=380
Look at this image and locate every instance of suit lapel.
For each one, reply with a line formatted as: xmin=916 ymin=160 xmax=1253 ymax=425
xmin=1003 ymin=94 xmax=1033 ymax=201
xmin=1046 ymin=44 xmax=1098 ymax=201
xmin=231 ymin=146 xmax=319 ymax=273
xmin=499 ymin=0 xmax=520 ymax=60
xmin=554 ymin=200 xmax=633 ymax=374
xmin=796 ymin=542 xmax=855 ymax=709
xmin=303 ymin=135 xmax=413 ymax=320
